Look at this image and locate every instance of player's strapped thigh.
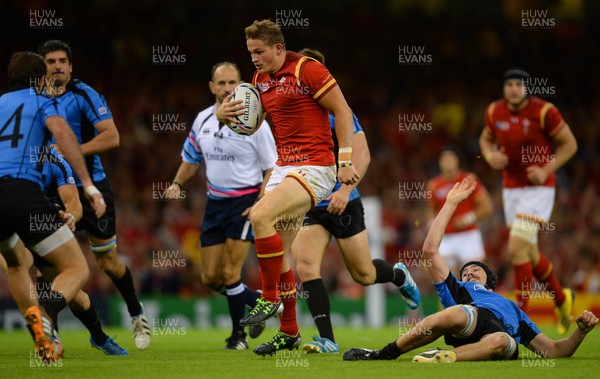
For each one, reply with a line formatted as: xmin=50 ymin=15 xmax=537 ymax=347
xmin=76 ymin=179 xmax=116 ymax=239
xmin=266 ymin=165 xmax=336 ymax=208
xmin=89 ymin=236 xmax=117 ymax=255
xmin=450 ymin=304 xmax=478 ymax=339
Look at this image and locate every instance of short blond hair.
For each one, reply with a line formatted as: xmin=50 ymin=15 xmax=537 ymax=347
xmin=244 ymin=19 xmax=285 ymax=47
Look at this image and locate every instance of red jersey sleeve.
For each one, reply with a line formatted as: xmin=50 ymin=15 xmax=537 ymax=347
xmin=540 ymin=103 xmax=565 ymax=137
xmin=297 ymin=58 xmax=338 ymax=101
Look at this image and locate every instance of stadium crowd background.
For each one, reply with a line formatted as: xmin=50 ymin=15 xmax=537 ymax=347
xmin=1 ymin=0 xmax=599 ymax=309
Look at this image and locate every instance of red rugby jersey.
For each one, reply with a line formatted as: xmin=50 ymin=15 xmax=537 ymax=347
xmin=428 ymin=171 xmax=486 ymax=234
xmin=484 ymin=97 xmax=565 ymax=188
xmin=252 ymin=51 xmax=337 ymax=166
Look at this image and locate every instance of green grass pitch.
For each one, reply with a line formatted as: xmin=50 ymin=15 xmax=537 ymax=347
xmin=0 ymin=325 xmax=598 ymax=379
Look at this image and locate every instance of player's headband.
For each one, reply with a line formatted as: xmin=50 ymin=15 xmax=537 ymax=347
xmin=503 ymin=68 xmax=531 ymax=83
xmin=459 ymin=261 xmax=497 ymax=290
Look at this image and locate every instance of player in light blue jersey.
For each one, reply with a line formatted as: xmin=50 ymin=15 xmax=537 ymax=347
xmin=39 ymin=40 xmax=150 ymax=349
xmin=291 ymin=49 xmax=420 ymax=354
xmin=343 ymin=177 xmax=598 ymax=362
xmin=0 ymin=51 xmax=105 ymax=363
xmin=1 ymin=147 xmax=126 ymax=355
xmin=165 ymin=62 xmax=277 ymax=350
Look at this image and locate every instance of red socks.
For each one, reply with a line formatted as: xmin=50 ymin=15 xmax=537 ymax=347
xmin=513 ymin=262 xmax=532 ymax=312
xmin=255 ymin=234 xmax=299 ymax=336
xmin=533 ymin=254 xmax=566 ymax=306
xmin=255 ymin=234 xmax=284 ymax=302
xmin=279 ymin=269 xmax=298 ymax=336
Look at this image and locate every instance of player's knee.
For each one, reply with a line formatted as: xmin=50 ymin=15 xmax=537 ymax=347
xmin=489 ymin=332 xmax=509 ymax=351
xmin=250 ymin=205 xmax=275 ymax=231
xmin=350 ymin=268 xmax=374 ymax=286
xmin=94 ymin=254 xmax=117 ymax=273
xmin=201 ymin=271 xmax=223 ymax=290
xmin=295 ymin=259 xmax=319 ymax=282
xmin=69 ymin=291 xmax=90 ymax=312
xmin=488 ymin=332 xmax=517 ymax=359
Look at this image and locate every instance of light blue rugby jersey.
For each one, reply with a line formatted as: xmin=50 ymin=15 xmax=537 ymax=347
xmin=0 ymin=86 xmax=65 ymax=186
xmin=51 ymin=79 xmax=113 ymax=185
xmin=434 ymin=272 xmax=542 ymax=346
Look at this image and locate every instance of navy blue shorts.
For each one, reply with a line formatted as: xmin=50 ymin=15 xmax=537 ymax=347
xmin=200 ymin=193 xmax=257 ymax=247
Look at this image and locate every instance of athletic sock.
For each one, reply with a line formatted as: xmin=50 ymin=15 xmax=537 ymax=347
xmin=279 ymin=269 xmax=298 ymax=336
xmin=372 ymin=259 xmax=395 ymax=284
xmin=217 ymin=283 xmax=259 ymax=309
xmin=40 ymin=291 xmax=67 ymax=330
xmin=379 ymin=341 xmax=402 ymax=360
xmin=533 ymin=254 xmax=566 ymax=306
xmin=225 ymin=281 xmax=247 ymax=334
xmin=108 ymin=266 xmax=142 ymax=317
xmin=244 ymin=285 xmax=261 ymax=308
xmin=215 ymin=285 xmax=227 ymax=296
xmin=71 ymin=303 xmax=108 ymax=345
xmin=302 ymin=278 xmax=334 ymax=342
xmin=255 ymin=234 xmax=284 ymax=302
xmin=513 ymin=262 xmax=533 ymax=312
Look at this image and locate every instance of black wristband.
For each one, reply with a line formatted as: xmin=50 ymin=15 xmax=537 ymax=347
xmin=172 ymin=181 xmax=182 ymax=189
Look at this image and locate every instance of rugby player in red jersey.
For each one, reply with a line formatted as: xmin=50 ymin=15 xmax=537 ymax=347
xmin=217 ymin=19 xmax=359 ymax=355
xmin=479 ymin=69 xmax=578 ymax=334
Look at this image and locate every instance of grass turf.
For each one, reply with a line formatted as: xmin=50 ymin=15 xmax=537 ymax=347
xmin=0 ymin=324 xmax=597 ymax=379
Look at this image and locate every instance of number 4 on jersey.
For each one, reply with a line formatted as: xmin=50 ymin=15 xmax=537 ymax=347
xmin=0 ymin=103 xmax=24 ymax=148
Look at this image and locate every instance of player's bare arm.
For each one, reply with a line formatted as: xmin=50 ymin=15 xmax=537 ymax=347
xmin=57 ymin=184 xmax=82 ymax=231
xmin=526 ymin=125 xmax=578 ymax=185
xmin=527 ymin=310 xmax=598 ymax=358
xmin=317 ymin=86 xmax=360 ymax=185
xmin=327 ymin=132 xmax=370 ymax=216
xmin=46 ymin=115 xmax=106 ymax=217
xmin=165 ymin=161 xmax=199 ymax=199
xmin=479 ymin=128 xmax=508 ymax=170
xmin=80 ymin=119 xmax=120 ymax=155
xmin=423 ymin=177 xmax=477 ymax=283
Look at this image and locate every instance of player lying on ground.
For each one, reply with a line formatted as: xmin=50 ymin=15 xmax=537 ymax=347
xmin=293 ymin=48 xmax=420 ymax=354
xmin=343 ymin=177 xmax=598 ymax=362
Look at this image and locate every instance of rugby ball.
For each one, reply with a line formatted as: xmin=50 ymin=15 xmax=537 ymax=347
xmin=227 ymin=83 xmax=262 ymax=135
